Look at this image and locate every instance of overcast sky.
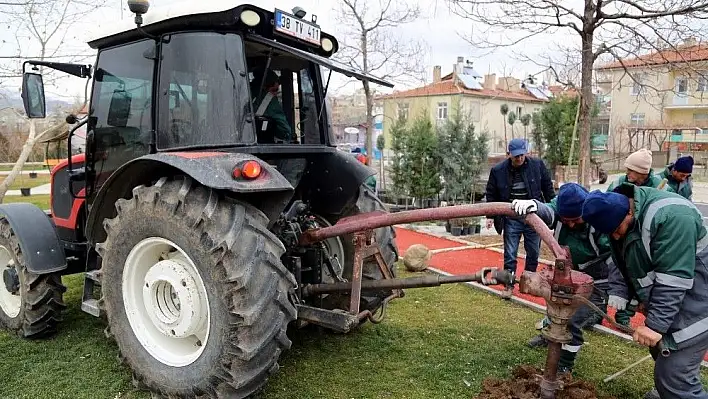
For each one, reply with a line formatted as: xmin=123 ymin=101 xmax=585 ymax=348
xmin=0 ymin=0 xmax=559 ymax=101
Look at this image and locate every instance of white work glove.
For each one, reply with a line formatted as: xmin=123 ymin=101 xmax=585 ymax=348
xmin=607 ymin=295 xmax=628 ymax=311
xmin=512 ymin=199 xmax=537 ymax=216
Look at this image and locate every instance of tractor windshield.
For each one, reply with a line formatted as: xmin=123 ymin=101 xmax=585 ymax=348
xmin=157 ymin=32 xmax=254 ymax=149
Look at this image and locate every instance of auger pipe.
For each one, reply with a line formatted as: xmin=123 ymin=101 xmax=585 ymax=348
xmin=300 ymin=202 xmax=566 ymax=259
xmin=302 ymin=269 xmax=513 ymax=296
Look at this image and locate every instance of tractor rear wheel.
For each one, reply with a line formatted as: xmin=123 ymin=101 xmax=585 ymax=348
xmin=0 ymin=219 xmax=66 ymax=338
xmin=322 ymin=185 xmax=399 ymax=315
xmin=98 ymin=176 xmax=297 ymax=398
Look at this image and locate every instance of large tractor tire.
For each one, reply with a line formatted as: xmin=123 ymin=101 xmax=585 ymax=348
xmin=98 ymin=176 xmax=297 ymax=398
xmin=321 ymin=185 xmax=399 ymax=315
xmin=0 ymin=218 xmax=66 ymax=338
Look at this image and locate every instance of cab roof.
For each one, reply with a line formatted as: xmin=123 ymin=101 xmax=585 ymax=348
xmin=88 ymin=1 xmax=306 ymax=49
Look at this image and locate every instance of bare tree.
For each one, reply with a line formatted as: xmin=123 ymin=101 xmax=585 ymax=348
xmin=0 ymin=0 xmax=103 ymax=201
xmin=448 ymin=0 xmax=708 ymax=188
xmin=335 ymin=0 xmax=425 ymax=165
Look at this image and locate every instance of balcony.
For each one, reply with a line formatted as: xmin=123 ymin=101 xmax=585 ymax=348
xmin=595 ymin=95 xmax=612 ymax=118
xmin=664 ymin=92 xmax=708 ymax=109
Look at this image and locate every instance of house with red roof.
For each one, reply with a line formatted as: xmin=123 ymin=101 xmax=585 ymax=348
xmin=378 ymin=57 xmax=563 ymax=155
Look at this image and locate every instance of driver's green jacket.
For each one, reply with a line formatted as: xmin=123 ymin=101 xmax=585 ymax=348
xmin=607 ymin=185 xmax=708 ymax=350
xmin=254 ymin=92 xmax=292 ymax=142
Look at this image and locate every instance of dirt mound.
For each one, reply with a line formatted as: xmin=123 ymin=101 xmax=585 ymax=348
xmin=475 ymin=365 xmax=616 ymax=399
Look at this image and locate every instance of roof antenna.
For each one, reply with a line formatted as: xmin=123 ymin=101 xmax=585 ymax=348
xmin=127 ymin=0 xmax=158 ymax=40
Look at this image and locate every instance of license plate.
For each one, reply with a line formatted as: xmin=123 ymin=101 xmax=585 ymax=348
xmin=274 ymin=9 xmax=321 ymax=46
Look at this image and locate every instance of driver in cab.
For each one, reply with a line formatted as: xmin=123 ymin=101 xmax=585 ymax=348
xmin=251 ymin=69 xmax=293 ymax=143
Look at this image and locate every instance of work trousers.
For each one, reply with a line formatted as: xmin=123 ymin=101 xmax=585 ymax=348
xmin=503 ymin=217 xmax=541 ymax=274
xmin=558 ymin=282 xmax=609 ymax=370
xmin=651 ymin=331 xmax=708 ymax=399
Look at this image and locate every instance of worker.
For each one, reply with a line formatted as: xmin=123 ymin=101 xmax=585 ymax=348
xmin=606 ymin=148 xmax=670 ymax=326
xmin=658 ymin=155 xmax=693 ymax=200
xmin=511 ymin=183 xmax=611 ymax=375
xmin=606 ymin=149 xmax=666 ymax=191
xmin=356 ymin=153 xmax=377 ymax=192
xmin=581 ymin=184 xmax=708 ymax=399
xmin=251 ymin=69 xmax=293 ymax=143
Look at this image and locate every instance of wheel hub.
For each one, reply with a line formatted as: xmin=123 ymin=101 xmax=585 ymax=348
xmin=0 ymin=245 xmax=20 ymax=318
xmin=122 ymin=237 xmax=211 ymax=367
xmin=143 ymin=259 xmax=208 ymax=339
xmin=3 ymin=267 xmax=18 ymax=294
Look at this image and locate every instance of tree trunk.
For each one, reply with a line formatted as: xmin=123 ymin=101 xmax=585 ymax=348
xmin=364 ymin=81 xmax=374 ymax=166
xmin=567 ymin=96 xmax=582 ymax=168
xmin=0 ymin=120 xmax=38 ymax=203
xmin=577 ymin=33 xmax=594 ymax=189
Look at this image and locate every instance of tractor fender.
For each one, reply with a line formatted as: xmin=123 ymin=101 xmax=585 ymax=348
xmin=0 ymin=203 xmax=67 ymax=274
xmin=300 ymin=150 xmax=377 ymax=215
xmin=85 ymin=152 xmax=294 ymax=246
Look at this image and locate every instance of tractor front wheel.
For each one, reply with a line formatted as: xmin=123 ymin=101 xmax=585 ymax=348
xmin=0 ymin=218 xmax=66 ymax=338
xmin=98 ymin=176 xmax=297 ymax=398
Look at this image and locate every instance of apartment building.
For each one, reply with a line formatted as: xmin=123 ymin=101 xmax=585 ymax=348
xmin=594 ymin=38 xmax=708 ymax=157
xmin=379 ymin=57 xmax=551 ymax=155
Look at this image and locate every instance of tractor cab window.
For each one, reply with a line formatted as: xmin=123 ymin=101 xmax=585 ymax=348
xmin=245 ymin=40 xmax=325 ymax=145
xmin=157 ymin=32 xmax=254 ymax=149
xmin=89 ymin=39 xmax=154 ymax=187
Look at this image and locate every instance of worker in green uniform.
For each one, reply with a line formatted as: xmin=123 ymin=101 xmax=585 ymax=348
xmin=582 ymin=185 xmax=708 ymax=399
xmin=606 ymin=148 xmax=665 ymax=192
xmin=251 ymin=69 xmax=293 ymax=143
xmin=606 ymin=148 xmax=670 ymax=326
xmin=511 ymin=183 xmax=612 ymax=375
xmin=658 ymin=155 xmax=693 ymax=200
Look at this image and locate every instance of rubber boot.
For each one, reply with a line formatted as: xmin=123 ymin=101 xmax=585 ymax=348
xmin=643 ymin=388 xmax=660 ymax=399
xmin=527 ymin=334 xmax=548 ymax=348
xmin=558 ymin=349 xmax=576 ymax=374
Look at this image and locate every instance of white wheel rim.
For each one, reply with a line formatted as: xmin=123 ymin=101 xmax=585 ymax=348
xmin=123 ymin=237 xmax=210 ymax=367
xmin=0 ymin=245 xmax=20 ymax=318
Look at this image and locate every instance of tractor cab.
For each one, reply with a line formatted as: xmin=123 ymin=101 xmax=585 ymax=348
xmin=19 ymin=0 xmax=393 ymax=241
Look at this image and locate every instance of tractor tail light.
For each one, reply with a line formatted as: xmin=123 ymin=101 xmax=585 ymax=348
xmin=233 ymin=161 xmax=262 ymax=180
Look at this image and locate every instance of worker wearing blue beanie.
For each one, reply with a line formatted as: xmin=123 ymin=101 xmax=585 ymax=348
xmin=659 ymin=155 xmax=693 ymax=200
xmin=581 ymin=190 xmax=630 ymax=234
xmin=511 ymin=182 xmax=612 ymax=375
xmin=581 ymin=183 xmax=708 ymax=399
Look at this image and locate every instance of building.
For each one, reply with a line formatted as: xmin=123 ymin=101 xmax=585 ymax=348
xmin=328 ymin=88 xmax=384 ymax=155
xmin=594 ymin=38 xmax=708 ymax=161
xmin=378 ymin=57 xmax=552 ymax=155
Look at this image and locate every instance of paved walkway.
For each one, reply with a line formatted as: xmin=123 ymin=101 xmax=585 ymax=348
xmin=4 ymin=183 xmax=51 ymax=196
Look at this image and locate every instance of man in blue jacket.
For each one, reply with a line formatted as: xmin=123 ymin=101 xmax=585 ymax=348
xmin=485 ymin=138 xmax=555 ymax=298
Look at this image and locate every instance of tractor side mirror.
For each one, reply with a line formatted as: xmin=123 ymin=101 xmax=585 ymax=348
xmin=107 ymin=89 xmax=132 ymax=127
xmin=21 ymin=72 xmax=46 ymax=119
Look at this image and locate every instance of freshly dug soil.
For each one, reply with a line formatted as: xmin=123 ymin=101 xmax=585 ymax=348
xmin=475 ymin=365 xmax=617 ymax=399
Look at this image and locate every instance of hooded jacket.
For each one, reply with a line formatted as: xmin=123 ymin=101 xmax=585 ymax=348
xmin=533 ymin=197 xmax=612 ymax=281
xmin=659 ymin=164 xmax=693 ymax=200
xmin=606 ymin=169 xmax=665 ymax=192
xmin=606 ymin=185 xmax=708 ymax=350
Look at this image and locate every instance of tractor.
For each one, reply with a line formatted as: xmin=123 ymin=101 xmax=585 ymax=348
xmin=8 ymin=1 xmax=400 ymax=397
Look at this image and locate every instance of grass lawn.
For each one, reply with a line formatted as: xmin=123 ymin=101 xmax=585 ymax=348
xmin=3 ymin=194 xmax=51 ymax=209
xmin=2 ymin=265 xmax=705 ymax=399
xmin=0 ymin=174 xmax=51 ymax=190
